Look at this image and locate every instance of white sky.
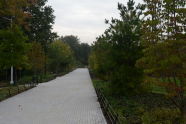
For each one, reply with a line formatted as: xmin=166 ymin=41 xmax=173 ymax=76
xmin=47 ymin=0 xmax=143 ymax=44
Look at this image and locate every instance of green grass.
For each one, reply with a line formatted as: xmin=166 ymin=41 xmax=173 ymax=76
xmin=0 ymin=69 xmax=75 ymax=101
xmin=0 ymin=87 xmax=9 ymax=100
xmin=93 ymin=80 xmax=127 ymax=123
xmin=0 ymin=85 xmax=31 ymax=101
xmin=151 ymin=85 xmax=167 ymax=94
xmin=92 ymin=79 xmax=180 ymax=124
xmin=17 ymin=74 xmax=56 ymax=84
xmin=151 ymin=78 xmax=186 ymax=96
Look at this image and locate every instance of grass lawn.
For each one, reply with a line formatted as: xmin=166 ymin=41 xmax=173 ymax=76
xmin=151 ymin=80 xmax=186 ymax=96
xmin=0 ymin=69 xmax=75 ymax=102
xmin=0 ymin=85 xmax=32 ymax=101
xmin=93 ymin=79 xmax=181 ymax=124
xmin=0 ymin=87 xmax=9 ymax=100
xmin=151 ymin=85 xmax=167 ymax=94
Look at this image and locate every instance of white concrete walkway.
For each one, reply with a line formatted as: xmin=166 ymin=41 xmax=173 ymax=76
xmin=0 ymin=68 xmax=106 ymax=124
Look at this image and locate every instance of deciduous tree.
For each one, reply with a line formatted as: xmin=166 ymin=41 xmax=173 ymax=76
xmin=28 ymin=42 xmax=45 ymax=74
xmin=137 ymin=0 xmax=186 ymax=122
xmin=0 ymin=25 xmax=30 ymax=69
xmin=47 ymin=40 xmax=74 ymax=73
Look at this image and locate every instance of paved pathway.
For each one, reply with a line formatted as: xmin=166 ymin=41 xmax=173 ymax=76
xmin=0 ymin=68 xmax=106 ymax=124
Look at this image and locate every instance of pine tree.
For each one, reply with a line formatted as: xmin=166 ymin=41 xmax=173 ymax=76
xmin=142 ymin=0 xmax=163 ymax=46
xmin=25 ymin=0 xmax=57 ymax=74
xmin=26 ymin=0 xmax=57 ymax=49
xmin=137 ymin=0 xmax=186 ymax=122
xmin=90 ymin=0 xmax=145 ymax=95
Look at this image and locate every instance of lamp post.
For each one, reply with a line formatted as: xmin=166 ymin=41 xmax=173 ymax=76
xmin=1 ymin=17 xmax=14 ymax=85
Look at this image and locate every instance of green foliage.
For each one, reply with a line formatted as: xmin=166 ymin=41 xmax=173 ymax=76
xmin=0 ymin=0 xmax=73 ymax=85
xmin=89 ymin=0 xmax=145 ymax=95
xmin=90 ymin=0 xmax=185 ymax=123
xmin=61 ymin=35 xmax=80 ymax=56
xmin=137 ymin=39 xmax=186 ymax=78
xmin=28 ymin=42 xmax=45 ymax=73
xmin=0 ymin=87 xmax=9 ymax=100
xmin=137 ymin=37 xmax=186 ymax=122
xmin=89 ymin=40 xmax=112 ymax=80
xmin=93 ymin=79 xmax=178 ymax=124
xmin=0 ymin=25 xmax=30 ymax=69
xmin=61 ymin=35 xmax=90 ymax=66
xmin=26 ymin=0 xmax=57 ymax=49
xmin=78 ymin=43 xmax=91 ymax=65
xmin=93 ymin=80 xmax=111 ymax=96
xmin=39 ymin=73 xmax=55 ymax=82
xmin=17 ymin=75 xmax=32 ymax=84
xmin=137 ymin=0 xmax=186 ymax=122
xmin=0 ymin=0 xmax=29 ymax=29
xmin=142 ymin=108 xmax=181 ymax=124
xmin=47 ymin=40 xmax=74 ymax=73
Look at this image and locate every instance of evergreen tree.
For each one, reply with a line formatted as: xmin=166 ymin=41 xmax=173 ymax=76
xmin=90 ymin=0 xmax=145 ymax=95
xmin=142 ymin=0 xmax=163 ymax=46
xmin=25 ymin=0 xmax=57 ymax=74
xmin=137 ymin=0 xmax=186 ymax=122
xmin=26 ymin=0 xmax=57 ymax=50
xmin=61 ymin=35 xmax=90 ymax=66
xmin=61 ymin=35 xmax=80 ymax=60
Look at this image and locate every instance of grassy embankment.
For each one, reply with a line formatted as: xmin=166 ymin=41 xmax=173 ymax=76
xmin=93 ymin=79 xmax=182 ymax=124
xmin=0 ymin=85 xmax=35 ymax=101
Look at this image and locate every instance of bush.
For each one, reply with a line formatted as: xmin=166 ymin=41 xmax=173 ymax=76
xmin=39 ymin=74 xmax=56 ymax=82
xmin=110 ymin=65 xmax=144 ymax=96
xmin=17 ymin=76 xmax=32 ymax=84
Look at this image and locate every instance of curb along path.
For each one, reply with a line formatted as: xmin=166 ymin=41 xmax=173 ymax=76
xmin=0 ymin=68 xmax=107 ymax=124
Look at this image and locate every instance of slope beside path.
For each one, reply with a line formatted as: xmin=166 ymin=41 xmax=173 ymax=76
xmin=0 ymin=68 xmax=107 ymax=124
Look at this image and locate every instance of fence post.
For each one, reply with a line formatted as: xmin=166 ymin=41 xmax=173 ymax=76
xmin=8 ymin=88 xmax=11 ymax=96
xmin=24 ymin=84 xmax=26 ymax=90
xmin=114 ymin=114 xmax=119 ymax=124
xmin=17 ymin=85 xmax=20 ymax=93
xmin=96 ymin=88 xmax=124 ymax=124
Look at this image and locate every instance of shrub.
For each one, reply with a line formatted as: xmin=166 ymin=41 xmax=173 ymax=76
xmin=17 ymin=76 xmax=32 ymax=84
xmin=40 ymin=74 xmax=55 ymax=82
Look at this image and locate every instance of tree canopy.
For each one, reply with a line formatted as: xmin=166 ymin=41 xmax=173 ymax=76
xmin=136 ymin=0 xmax=186 ymax=122
xmin=0 ymin=25 xmax=30 ymax=69
xmin=26 ymin=0 xmax=57 ymax=49
xmin=89 ymin=0 xmax=145 ymax=95
xmin=60 ymin=35 xmax=90 ymax=66
xmin=47 ymin=40 xmax=74 ymax=73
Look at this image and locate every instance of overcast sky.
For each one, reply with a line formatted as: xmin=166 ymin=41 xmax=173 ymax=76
xmin=47 ymin=0 xmax=143 ymax=44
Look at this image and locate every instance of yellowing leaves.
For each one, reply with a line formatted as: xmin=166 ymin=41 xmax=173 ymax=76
xmin=47 ymin=40 xmax=74 ymax=73
xmin=28 ymin=42 xmax=45 ymax=72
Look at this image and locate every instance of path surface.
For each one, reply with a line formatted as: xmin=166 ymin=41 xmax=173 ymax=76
xmin=0 ymin=68 xmax=106 ymax=124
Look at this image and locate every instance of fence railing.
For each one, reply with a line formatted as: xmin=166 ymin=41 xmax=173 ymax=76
xmin=95 ymin=88 xmax=125 ymax=124
xmin=0 ymin=83 xmax=37 ymax=102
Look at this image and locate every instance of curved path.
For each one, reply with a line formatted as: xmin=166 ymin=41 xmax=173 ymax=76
xmin=0 ymin=68 xmax=106 ymax=124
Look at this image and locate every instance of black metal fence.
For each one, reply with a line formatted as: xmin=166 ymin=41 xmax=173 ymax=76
xmin=95 ymin=88 xmax=126 ymax=124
